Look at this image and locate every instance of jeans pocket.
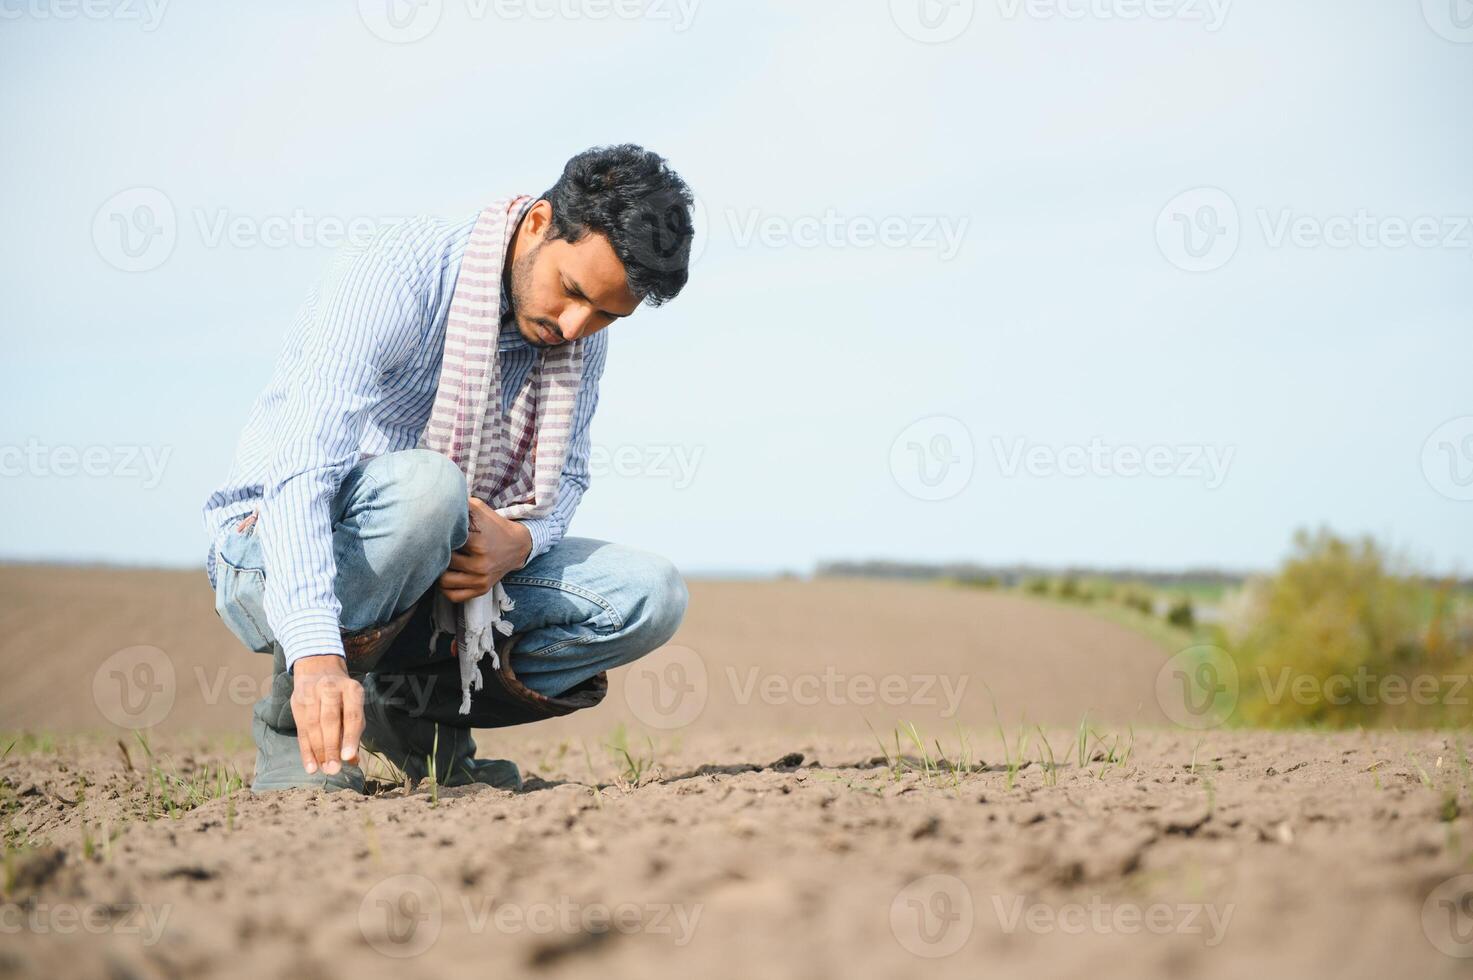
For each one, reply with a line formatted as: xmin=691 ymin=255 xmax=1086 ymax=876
xmin=214 ymin=529 xmax=274 ymax=654
xmin=498 ymin=577 xmax=624 ymax=641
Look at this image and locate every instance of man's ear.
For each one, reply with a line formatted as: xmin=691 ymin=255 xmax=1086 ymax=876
xmin=524 ymin=199 xmax=554 ymax=239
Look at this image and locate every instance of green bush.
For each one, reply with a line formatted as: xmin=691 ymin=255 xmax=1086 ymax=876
xmin=1166 ymin=596 xmax=1195 ymax=629
xmin=1227 ymin=529 xmax=1472 ymax=728
xmin=1120 ymin=589 xmax=1155 ymax=616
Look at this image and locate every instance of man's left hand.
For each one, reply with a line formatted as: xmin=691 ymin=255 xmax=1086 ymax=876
xmin=438 ymin=498 xmax=532 ymax=602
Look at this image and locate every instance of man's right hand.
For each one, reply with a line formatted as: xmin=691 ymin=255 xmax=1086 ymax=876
xmin=290 ymin=654 xmax=364 ymax=776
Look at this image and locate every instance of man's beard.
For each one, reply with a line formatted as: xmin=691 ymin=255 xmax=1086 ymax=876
xmin=506 ymin=242 xmax=562 ymax=349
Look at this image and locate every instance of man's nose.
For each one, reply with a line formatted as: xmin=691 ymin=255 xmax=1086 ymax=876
xmin=559 ymin=308 xmax=594 ymax=343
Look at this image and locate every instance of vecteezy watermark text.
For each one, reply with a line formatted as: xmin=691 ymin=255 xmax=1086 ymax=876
xmin=1256 ymin=666 xmax=1472 ymax=709
xmin=0 ymin=902 xmax=171 ymax=945
xmin=587 ymin=444 xmax=703 ymax=490
xmin=357 ymin=874 xmax=702 ymax=958
xmin=725 ymin=208 xmax=969 ymax=261
xmin=992 ymin=436 xmax=1235 ymax=489
xmin=888 ymin=0 xmax=1230 ymax=44
xmin=1156 ymin=642 xmax=1473 ymax=731
xmin=889 ymin=875 xmax=1234 ymax=959
xmin=0 ymin=0 xmax=168 ymax=30
xmin=1157 ymin=187 xmax=1473 ymax=272
xmin=995 ymin=0 xmax=1231 ymax=31
xmin=93 ymin=187 xmax=408 ymax=273
xmin=93 ymin=645 xmax=441 ymax=730
xmin=725 ymin=666 xmax=970 ymax=718
xmin=357 ymin=0 xmax=700 ymax=44
xmin=991 ymin=894 xmax=1234 ymax=945
xmin=0 ymin=440 xmax=171 ymax=489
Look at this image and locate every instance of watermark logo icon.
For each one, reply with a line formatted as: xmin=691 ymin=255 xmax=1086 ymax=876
xmin=359 ymin=0 xmax=443 ymax=43
xmin=637 ymin=194 xmax=706 ymax=274
xmin=1423 ymin=874 xmax=1473 ymax=957
xmin=92 ymin=646 xmax=176 ymax=730
xmin=890 ymin=0 xmax=975 ymax=43
xmin=1155 ymin=644 xmax=1238 ymax=729
xmin=890 ymin=874 xmax=974 ymax=957
xmin=359 ymin=874 xmax=443 ymax=958
xmin=1156 ymin=187 xmax=1240 ymax=272
xmin=1422 ymin=0 xmax=1473 ymax=42
xmin=622 ymin=644 xmax=708 ymax=729
xmin=1422 ymin=416 xmax=1473 ymax=502
xmin=890 ymin=416 xmax=974 ymax=501
xmin=92 ymin=187 xmax=176 ymax=273
xmin=686 ymin=195 xmax=709 ymax=267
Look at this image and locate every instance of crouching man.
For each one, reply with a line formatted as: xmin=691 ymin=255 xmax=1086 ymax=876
xmin=201 ymin=144 xmax=695 ymax=792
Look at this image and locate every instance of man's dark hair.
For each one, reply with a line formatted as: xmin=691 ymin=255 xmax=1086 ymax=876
xmin=540 ymin=144 xmax=695 ymax=307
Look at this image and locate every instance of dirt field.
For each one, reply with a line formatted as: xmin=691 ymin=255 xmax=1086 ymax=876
xmin=3 ymin=567 xmax=1472 ymax=978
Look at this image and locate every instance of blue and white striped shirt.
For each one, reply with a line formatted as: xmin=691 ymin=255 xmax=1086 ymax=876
xmin=202 ymin=213 xmax=607 ymax=669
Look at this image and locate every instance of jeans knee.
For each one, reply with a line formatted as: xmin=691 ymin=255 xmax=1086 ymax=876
xmin=635 ymin=556 xmax=688 ymax=649
xmin=353 ymin=451 xmax=468 ymax=578
xmin=385 ymin=451 xmax=467 ymax=544
xmin=334 ymin=450 xmax=470 ymax=630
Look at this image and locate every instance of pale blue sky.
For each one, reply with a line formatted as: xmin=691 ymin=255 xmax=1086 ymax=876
xmin=2 ymin=0 xmax=1470 ymax=575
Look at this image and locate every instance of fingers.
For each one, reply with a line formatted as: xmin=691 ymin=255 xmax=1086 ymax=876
xmin=439 ymin=569 xmax=493 ymax=603
xmin=292 ymin=692 xmax=326 ymax=776
xmin=341 ymin=683 xmax=364 ymax=765
xmin=438 ymin=569 xmax=482 ymax=589
xmin=442 ymin=587 xmax=485 ymax=604
xmin=447 ymin=550 xmax=489 ymax=573
xmin=296 ymin=729 xmax=318 ymax=776
xmin=443 ymin=554 xmax=492 ymax=581
xmin=319 ymin=685 xmax=343 ymax=775
xmin=291 ymin=674 xmax=366 ymax=776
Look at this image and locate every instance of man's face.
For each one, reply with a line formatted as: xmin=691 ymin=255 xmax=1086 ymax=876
xmin=506 ymin=200 xmax=641 ymax=349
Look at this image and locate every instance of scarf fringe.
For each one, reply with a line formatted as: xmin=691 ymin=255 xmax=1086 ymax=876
xmin=431 ymin=583 xmax=518 ymax=715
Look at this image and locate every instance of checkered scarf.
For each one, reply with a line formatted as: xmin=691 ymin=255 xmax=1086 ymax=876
xmin=421 ymin=195 xmax=584 ymax=713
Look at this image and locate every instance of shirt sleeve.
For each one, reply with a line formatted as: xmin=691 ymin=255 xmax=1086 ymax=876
xmin=517 ymin=329 xmax=608 ymax=565
xmin=257 ymin=228 xmax=426 ymax=671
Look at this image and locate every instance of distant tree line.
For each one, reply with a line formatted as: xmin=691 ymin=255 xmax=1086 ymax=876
xmin=815 ymin=560 xmax=1249 ymax=589
xmin=815 ymin=560 xmax=1471 ymax=591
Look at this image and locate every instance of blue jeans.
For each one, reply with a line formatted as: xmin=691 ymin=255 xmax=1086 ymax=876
xmin=213 ymin=449 xmax=688 ymax=711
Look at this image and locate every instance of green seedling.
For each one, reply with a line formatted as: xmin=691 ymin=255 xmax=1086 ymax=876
xmin=865 ymin=720 xmax=897 ymax=779
xmin=1035 ymin=726 xmax=1059 ymax=787
xmin=362 ymin=814 xmax=382 ymax=865
xmin=901 ymin=722 xmax=937 ymax=784
xmin=425 ymin=725 xmax=440 ymax=806
xmin=603 ymin=724 xmax=656 ymax=785
xmin=986 ymin=687 xmax=1027 ymax=789
xmin=539 ymin=739 xmax=571 ymax=776
xmin=1073 ymin=713 xmax=1089 ymax=768
xmin=1410 ymin=753 xmax=1434 ymax=790
xmin=361 ymin=748 xmax=412 ymax=791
